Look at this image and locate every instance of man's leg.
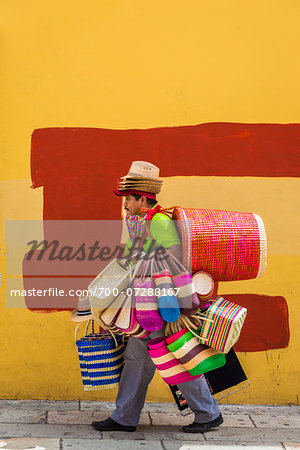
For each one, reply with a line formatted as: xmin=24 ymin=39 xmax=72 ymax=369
xmin=177 ymin=375 xmax=220 ymax=423
xmin=177 ymin=375 xmax=223 ymax=433
xmin=110 ymin=336 xmax=156 ymax=427
xmin=113 ymin=327 xmax=220 ymax=426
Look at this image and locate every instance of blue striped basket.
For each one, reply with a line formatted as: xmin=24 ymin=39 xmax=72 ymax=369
xmin=76 ymin=321 xmax=124 ymax=390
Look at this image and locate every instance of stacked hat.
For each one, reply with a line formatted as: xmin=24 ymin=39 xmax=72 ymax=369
xmin=114 ymin=161 xmax=163 ymax=198
xmin=71 ymin=295 xmax=92 ymax=322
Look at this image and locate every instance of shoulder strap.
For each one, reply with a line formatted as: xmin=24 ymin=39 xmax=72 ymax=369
xmin=160 ymin=206 xmax=180 ymax=218
xmin=145 ymin=205 xmax=180 ymax=219
xmin=139 ymin=204 xmax=181 ymax=248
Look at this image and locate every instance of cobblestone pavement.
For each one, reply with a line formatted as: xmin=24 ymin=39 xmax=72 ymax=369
xmin=0 ymin=401 xmax=299 ymax=449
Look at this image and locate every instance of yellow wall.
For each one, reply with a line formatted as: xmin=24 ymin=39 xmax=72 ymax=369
xmin=1 ymin=0 xmax=300 ymax=403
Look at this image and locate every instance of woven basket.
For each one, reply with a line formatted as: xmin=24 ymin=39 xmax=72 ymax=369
xmin=192 ymin=272 xmax=214 ymax=300
xmin=172 ymin=273 xmax=199 ymax=316
xmin=75 ymin=321 xmax=124 ymax=390
xmin=166 ymin=328 xmax=226 ymax=376
xmin=88 ymin=258 xmax=133 ymax=309
xmin=91 ymin=301 xmax=151 ymax=340
xmin=173 ymin=207 xmax=267 ymax=281
xmin=196 ymin=296 xmax=247 ymax=353
xmin=147 ymin=337 xmax=200 ymax=385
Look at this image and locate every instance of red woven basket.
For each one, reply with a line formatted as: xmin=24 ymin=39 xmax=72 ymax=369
xmin=172 ymin=207 xmax=267 ymax=281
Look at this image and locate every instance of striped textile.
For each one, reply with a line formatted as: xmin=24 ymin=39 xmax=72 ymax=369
xmin=152 ymin=270 xmax=174 ymax=297
xmin=165 ymin=328 xmax=187 ymax=345
xmin=134 ymin=277 xmax=164 ymax=332
xmin=76 ymin=333 xmax=124 ymax=390
xmin=147 ymin=337 xmax=200 ymax=385
xmin=112 ymin=318 xmax=150 ymax=339
xmin=172 ymin=273 xmax=199 ymax=316
xmin=199 ymin=296 xmax=247 ymax=353
xmin=173 ymin=207 xmax=267 ymax=281
xmin=153 ymin=271 xmax=181 ymax=322
xmin=166 ymin=329 xmax=226 ymax=376
xmin=125 ymin=214 xmax=146 ymax=242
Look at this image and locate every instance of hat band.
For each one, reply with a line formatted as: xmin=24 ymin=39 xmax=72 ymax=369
xmin=113 ymin=189 xmax=157 ymax=200
xmin=77 ymin=309 xmax=91 ymax=316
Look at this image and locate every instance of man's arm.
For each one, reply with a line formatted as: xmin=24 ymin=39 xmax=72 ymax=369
xmin=149 ymin=214 xmax=183 ymax=263
xmin=167 ymin=244 xmax=182 ymax=262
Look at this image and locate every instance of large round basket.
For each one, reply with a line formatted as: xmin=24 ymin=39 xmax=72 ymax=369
xmin=173 ymin=207 xmax=267 ymax=281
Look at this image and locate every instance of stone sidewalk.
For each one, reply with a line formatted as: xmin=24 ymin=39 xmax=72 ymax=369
xmin=0 ymin=401 xmax=300 ymax=449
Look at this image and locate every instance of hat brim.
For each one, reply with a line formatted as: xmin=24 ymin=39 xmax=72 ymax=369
xmin=71 ymin=309 xmax=93 ymax=322
xmin=119 ymin=183 xmax=162 ymax=189
xmin=113 ymin=189 xmax=157 ymax=200
xmin=119 ymin=179 xmax=162 ymax=184
xmin=118 ymin=186 xmax=161 ymax=194
xmin=120 ymin=174 xmax=161 ymax=181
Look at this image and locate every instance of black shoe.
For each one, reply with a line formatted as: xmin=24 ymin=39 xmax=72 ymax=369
xmin=182 ymin=413 xmax=223 ymax=433
xmin=91 ymin=417 xmax=136 ymax=432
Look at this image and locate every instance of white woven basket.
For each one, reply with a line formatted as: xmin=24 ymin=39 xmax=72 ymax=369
xmin=88 ymin=258 xmax=132 ymax=309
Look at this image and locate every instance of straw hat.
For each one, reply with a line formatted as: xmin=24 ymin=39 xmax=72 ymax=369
xmin=71 ymin=295 xmax=92 ymax=322
xmin=115 ymin=161 xmax=163 ymax=195
xmin=118 ymin=184 xmax=161 ymax=194
xmin=121 ymin=161 xmax=161 ymax=180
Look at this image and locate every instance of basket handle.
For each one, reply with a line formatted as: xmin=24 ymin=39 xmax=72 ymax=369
xmin=164 ymin=248 xmax=189 ymax=273
xmin=116 ymin=257 xmax=133 ymax=279
xmin=160 ymin=206 xmax=179 ymax=215
xmin=191 ymin=312 xmax=214 ymax=324
xmin=150 ymin=246 xmax=184 ymax=278
xmin=150 ymin=247 xmax=166 ymax=274
xmin=116 ymin=250 xmax=146 ymax=282
xmin=137 ymin=252 xmax=154 ymax=279
xmin=74 ymin=318 xmax=92 ymax=342
xmin=75 ymin=319 xmax=119 ymax=348
xmin=74 ymin=323 xmax=81 ymax=342
xmin=130 ymin=251 xmax=147 ymax=279
xmin=179 ymin=315 xmax=209 ymax=340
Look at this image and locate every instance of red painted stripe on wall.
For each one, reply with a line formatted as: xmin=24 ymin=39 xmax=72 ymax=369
xmin=225 ymin=294 xmax=290 ymax=352
xmin=31 ymin=124 xmax=300 ymax=190
xmin=30 ymin=124 xmax=300 ymax=221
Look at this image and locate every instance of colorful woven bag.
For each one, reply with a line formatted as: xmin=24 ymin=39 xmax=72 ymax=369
xmin=172 ymin=273 xmax=199 ymax=316
xmin=134 ymin=254 xmax=164 ymax=332
xmin=166 ymin=328 xmax=226 ymax=376
xmin=151 ymin=249 xmax=181 ymax=323
xmin=92 ymin=294 xmax=150 ymax=340
xmin=152 ymin=270 xmax=181 ymax=323
xmin=125 ymin=214 xmax=146 ymax=242
xmin=194 ymin=296 xmax=247 ymax=353
xmin=75 ymin=321 xmax=124 ymax=390
xmin=163 ymin=251 xmax=200 ymax=317
xmin=90 ymin=253 xmax=149 ymax=339
xmin=147 ymin=337 xmax=201 ymax=385
xmin=112 ymin=292 xmax=150 ymax=339
xmin=172 ymin=207 xmax=267 ymax=281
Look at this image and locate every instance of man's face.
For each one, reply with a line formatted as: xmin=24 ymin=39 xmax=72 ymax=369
xmin=123 ymin=195 xmax=144 ymax=216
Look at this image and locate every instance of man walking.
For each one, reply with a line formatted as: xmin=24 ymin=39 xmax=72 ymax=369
xmin=92 ymin=161 xmax=223 ymax=434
